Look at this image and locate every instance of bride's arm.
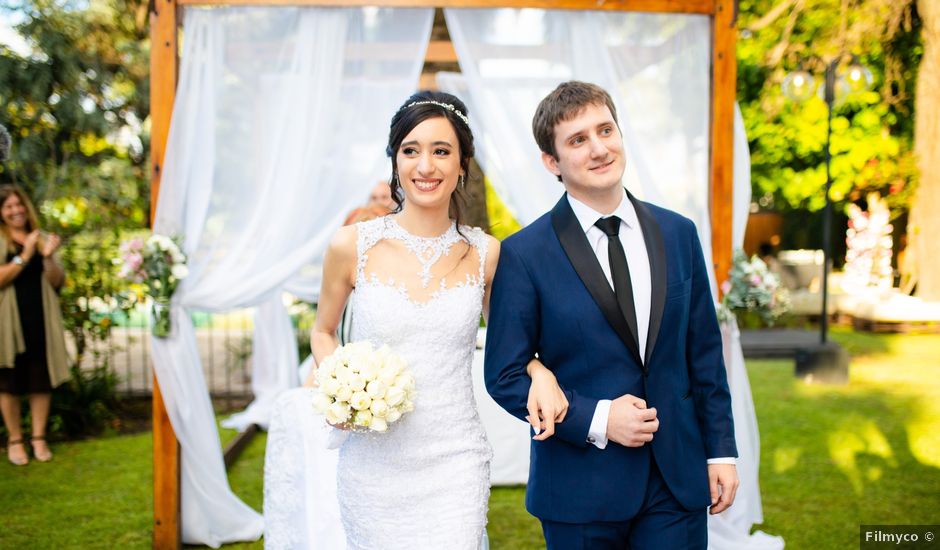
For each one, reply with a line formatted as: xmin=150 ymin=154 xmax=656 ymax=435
xmin=305 ymin=225 xmax=358 ymax=387
xmin=481 ymin=236 xmax=500 ymax=323
xmin=482 ymin=236 xmax=567 ymax=439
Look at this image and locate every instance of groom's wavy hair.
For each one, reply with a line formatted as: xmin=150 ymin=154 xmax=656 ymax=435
xmin=532 ymin=81 xmax=620 ymax=180
xmin=386 ymin=91 xmax=475 ymax=233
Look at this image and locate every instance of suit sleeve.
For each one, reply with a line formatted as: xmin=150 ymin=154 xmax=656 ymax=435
xmin=684 ymin=220 xmax=738 ymax=459
xmin=484 ymin=241 xmax=596 ymax=448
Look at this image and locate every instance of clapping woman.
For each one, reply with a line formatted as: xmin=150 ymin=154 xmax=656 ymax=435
xmin=0 ymin=184 xmax=70 ymax=466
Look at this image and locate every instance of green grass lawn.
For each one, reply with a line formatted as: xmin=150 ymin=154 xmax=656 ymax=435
xmin=2 ymin=329 xmax=938 ymax=549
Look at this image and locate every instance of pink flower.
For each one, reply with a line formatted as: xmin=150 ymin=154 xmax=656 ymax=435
xmin=721 ymin=280 xmax=732 ymax=295
xmin=119 ymin=238 xmax=144 ymax=255
xmin=125 ymin=252 xmax=144 ymax=272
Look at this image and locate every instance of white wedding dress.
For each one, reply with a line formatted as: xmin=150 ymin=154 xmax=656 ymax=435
xmin=334 ymin=216 xmax=493 ymax=550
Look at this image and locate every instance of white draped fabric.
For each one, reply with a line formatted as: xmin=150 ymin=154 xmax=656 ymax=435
xmin=443 ymin=8 xmax=782 ymax=549
xmin=222 ymin=296 xmax=298 ymax=431
xmin=152 ymin=7 xmax=433 ymax=545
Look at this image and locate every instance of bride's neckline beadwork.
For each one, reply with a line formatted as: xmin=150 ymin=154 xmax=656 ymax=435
xmin=385 ymin=216 xmax=461 ymax=288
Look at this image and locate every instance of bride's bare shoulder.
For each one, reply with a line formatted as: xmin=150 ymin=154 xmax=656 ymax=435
xmin=326 ymin=225 xmax=358 ymax=263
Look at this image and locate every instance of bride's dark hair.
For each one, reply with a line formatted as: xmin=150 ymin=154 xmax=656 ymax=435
xmin=385 ymin=91 xmax=475 ymax=232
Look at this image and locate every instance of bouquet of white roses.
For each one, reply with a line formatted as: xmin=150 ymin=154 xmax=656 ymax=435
xmin=115 ymin=234 xmax=188 ymax=337
xmin=312 ymin=341 xmax=416 ymax=433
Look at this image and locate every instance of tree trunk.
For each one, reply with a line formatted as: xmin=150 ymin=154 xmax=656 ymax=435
xmin=908 ymin=0 xmax=940 ymax=299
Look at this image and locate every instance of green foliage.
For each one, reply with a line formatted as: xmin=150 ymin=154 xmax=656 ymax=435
xmin=484 ymin=178 xmax=522 ymax=240
xmin=0 ymin=0 xmax=151 ymax=230
xmin=57 ymin=232 xmax=123 ymax=368
xmin=737 ymin=0 xmax=922 ymax=225
xmin=48 ymin=365 xmax=120 ymax=437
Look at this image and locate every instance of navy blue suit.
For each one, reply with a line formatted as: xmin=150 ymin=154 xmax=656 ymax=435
xmin=484 ymin=192 xmax=736 ymax=543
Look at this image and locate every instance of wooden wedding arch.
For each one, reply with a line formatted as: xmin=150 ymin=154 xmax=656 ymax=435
xmin=149 ymin=0 xmax=737 ymax=546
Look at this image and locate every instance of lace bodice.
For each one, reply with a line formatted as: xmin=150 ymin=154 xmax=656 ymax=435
xmin=336 ymin=216 xmax=492 ymax=550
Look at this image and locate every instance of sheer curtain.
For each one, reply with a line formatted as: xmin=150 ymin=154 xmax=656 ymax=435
xmin=444 ymin=8 xmax=782 ymax=549
xmin=152 ymin=7 xmax=433 ymax=545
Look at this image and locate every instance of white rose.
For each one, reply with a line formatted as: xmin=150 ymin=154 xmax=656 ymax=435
xmin=333 ymin=365 xmax=353 ymax=385
xmin=346 ymin=341 xmax=373 ymax=357
xmin=311 ymin=391 xmax=332 ymax=413
xmin=350 ymin=391 xmax=372 ymax=411
xmin=358 ymin=357 xmax=380 ymax=380
xmin=370 ymin=417 xmax=388 ymax=433
xmin=377 ymin=366 xmax=399 ymax=385
xmin=316 ymin=362 xmax=336 ymax=380
xmin=335 ymin=385 xmax=353 ymax=403
xmin=393 ymin=373 xmax=416 ymax=391
xmin=319 ymin=376 xmax=340 ymax=396
xmin=401 ymin=399 xmax=415 ymax=413
xmin=385 ymin=386 xmax=405 ymax=407
xmin=366 ymin=380 xmax=387 ymax=399
xmin=348 ymin=374 xmax=366 ymax=392
xmin=353 ymin=409 xmax=373 ymax=427
xmin=385 ymin=408 xmax=402 ymax=423
xmin=386 ymin=355 xmax=407 ymax=376
xmin=171 ymin=264 xmax=189 ymax=279
xmin=325 ymin=402 xmax=351 ymax=425
xmin=369 ymin=398 xmax=389 ymax=418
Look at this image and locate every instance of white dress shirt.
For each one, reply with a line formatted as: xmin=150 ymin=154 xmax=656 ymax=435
xmin=567 ymin=192 xmax=734 ymax=465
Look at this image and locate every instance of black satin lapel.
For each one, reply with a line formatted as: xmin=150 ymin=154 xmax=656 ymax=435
xmin=630 ymin=193 xmax=667 ymax=365
xmin=550 ymin=196 xmax=642 ymax=364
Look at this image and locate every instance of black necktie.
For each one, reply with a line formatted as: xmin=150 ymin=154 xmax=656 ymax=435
xmin=594 ymin=216 xmax=639 ymax=348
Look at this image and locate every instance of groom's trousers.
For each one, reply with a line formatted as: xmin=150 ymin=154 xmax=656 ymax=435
xmin=540 ymin=458 xmax=707 ymax=550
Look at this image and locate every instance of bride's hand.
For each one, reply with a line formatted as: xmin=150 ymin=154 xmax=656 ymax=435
xmin=526 ymin=359 xmax=568 ymax=441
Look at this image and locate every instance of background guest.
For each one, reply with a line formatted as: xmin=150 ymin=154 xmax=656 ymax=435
xmin=0 ymin=184 xmax=70 ymax=465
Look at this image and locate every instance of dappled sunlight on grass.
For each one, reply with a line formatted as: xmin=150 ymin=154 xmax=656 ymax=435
xmin=836 ymin=331 xmax=940 ymax=469
xmin=827 ymin=416 xmax=897 ymax=494
xmin=773 ymin=446 xmax=802 ymax=473
xmin=751 ymin=331 xmax=940 ymax=548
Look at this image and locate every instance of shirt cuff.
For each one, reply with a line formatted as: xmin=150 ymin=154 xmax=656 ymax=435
xmin=707 ymin=457 xmax=736 ymax=465
xmin=587 ymin=399 xmax=612 ymax=450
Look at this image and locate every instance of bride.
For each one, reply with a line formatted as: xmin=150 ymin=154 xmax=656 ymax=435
xmin=308 ymin=91 xmax=565 ymax=549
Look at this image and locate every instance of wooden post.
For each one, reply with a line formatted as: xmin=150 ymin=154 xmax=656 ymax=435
xmin=709 ymin=0 xmax=736 ymax=294
xmin=150 ymin=0 xmax=180 ymax=547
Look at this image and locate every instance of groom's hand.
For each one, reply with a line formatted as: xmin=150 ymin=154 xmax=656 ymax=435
xmin=707 ymin=463 xmax=739 ymax=514
xmin=606 ymin=394 xmax=658 ymax=447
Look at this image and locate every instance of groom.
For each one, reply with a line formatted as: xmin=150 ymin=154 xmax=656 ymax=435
xmin=485 ymin=81 xmax=738 ymax=549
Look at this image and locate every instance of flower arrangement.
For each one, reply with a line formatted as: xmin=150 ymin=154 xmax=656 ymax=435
xmin=718 ymin=249 xmax=790 ymax=327
xmin=115 ymin=234 xmax=188 ymax=337
xmin=843 ymin=193 xmax=893 ymax=292
xmin=312 ymin=341 xmax=416 ymax=433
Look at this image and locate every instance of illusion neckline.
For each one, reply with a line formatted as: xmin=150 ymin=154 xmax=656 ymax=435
xmin=387 ymin=215 xmax=458 ymax=241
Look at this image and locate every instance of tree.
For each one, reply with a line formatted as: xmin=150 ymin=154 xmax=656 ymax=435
xmin=0 ymin=0 xmax=151 ymax=366
xmin=737 ymin=0 xmax=921 ymax=255
xmin=906 ymin=0 xmax=940 ymax=299
xmin=0 ymin=0 xmax=151 ymax=232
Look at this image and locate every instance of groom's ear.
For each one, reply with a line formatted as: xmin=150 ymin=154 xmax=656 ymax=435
xmin=541 ymin=151 xmax=561 ymax=178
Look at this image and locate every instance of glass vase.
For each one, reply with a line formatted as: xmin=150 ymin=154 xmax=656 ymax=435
xmin=151 ymin=298 xmax=172 ymax=338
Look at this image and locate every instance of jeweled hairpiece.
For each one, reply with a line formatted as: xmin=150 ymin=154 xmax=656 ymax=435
xmin=403 ymin=100 xmax=470 ymax=126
